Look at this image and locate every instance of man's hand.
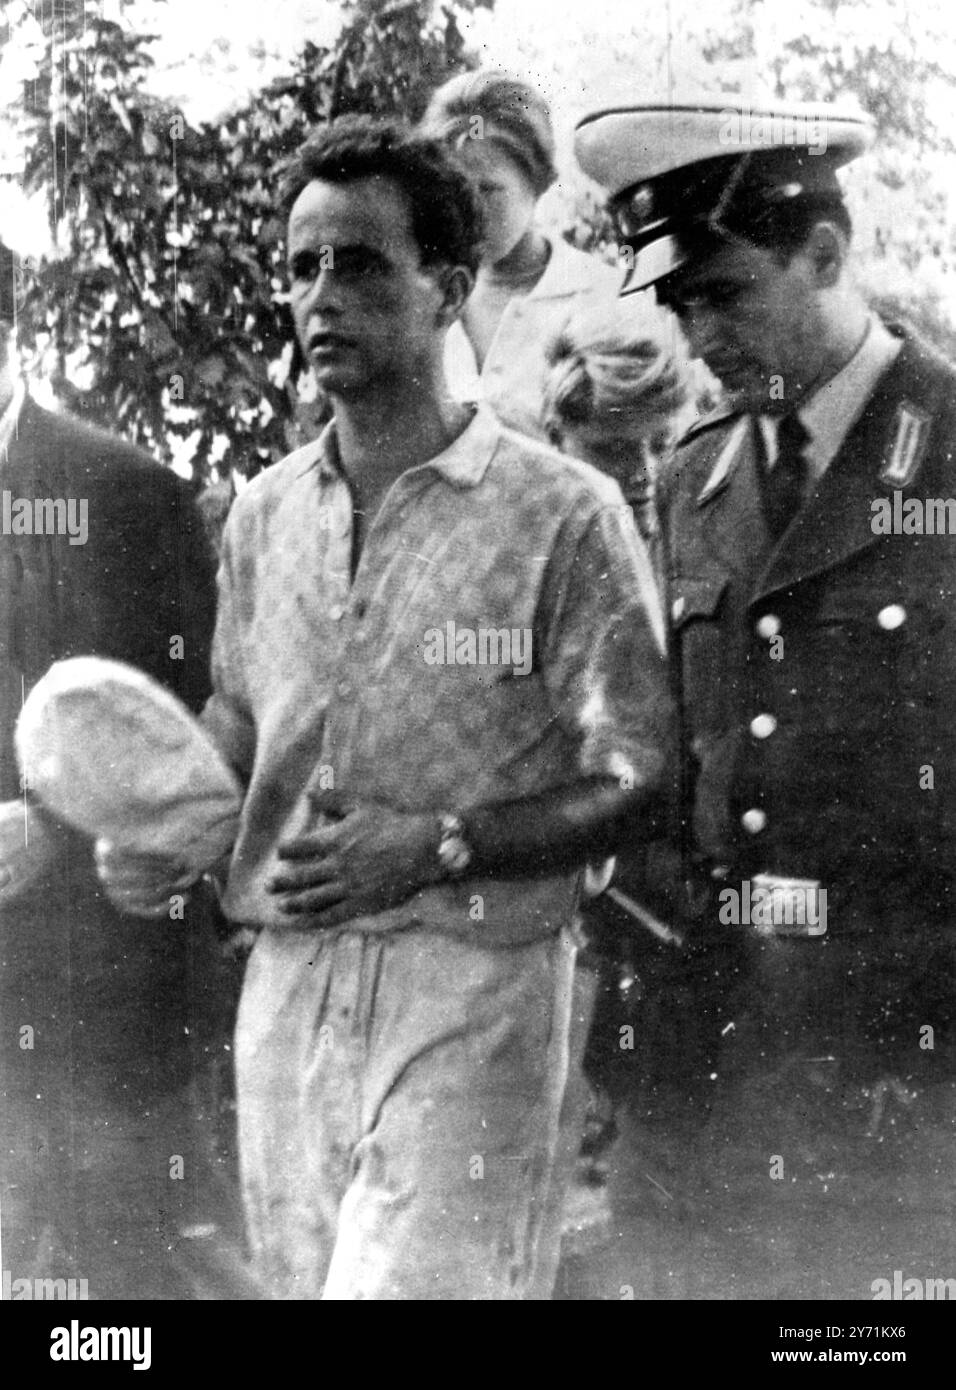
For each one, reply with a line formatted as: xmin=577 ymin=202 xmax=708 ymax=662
xmin=268 ymin=790 xmax=441 ymax=927
xmin=94 ymin=839 xmax=200 ymax=920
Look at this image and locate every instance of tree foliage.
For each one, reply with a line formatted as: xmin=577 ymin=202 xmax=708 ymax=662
xmin=7 ymin=0 xmax=956 ymax=479
xmin=10 ymin=0 xmax=488 ymax=482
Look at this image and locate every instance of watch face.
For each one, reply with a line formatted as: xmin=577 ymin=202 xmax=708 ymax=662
xmin=448 ymin=839 xmax=472 ymax=874
xmin=437 ymin=816 xmax=471 ymax=876
xmin=439 ymin=836 xmax=470 ymax=874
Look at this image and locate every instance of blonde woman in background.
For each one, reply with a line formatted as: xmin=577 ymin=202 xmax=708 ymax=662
xmin=421 ymin=69 xmax=622 ymax=441
xmin=538 ymin=306 xmax=693 ymax=1268
xmin=543 ymin=303 xmax=694 ymax=582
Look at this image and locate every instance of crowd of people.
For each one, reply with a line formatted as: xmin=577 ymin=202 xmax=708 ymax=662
xmin=2 ymin=68 xmax=955 ymax=1300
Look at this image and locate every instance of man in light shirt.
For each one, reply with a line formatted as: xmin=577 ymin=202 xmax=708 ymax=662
xmin=100 ymin=116 xmax=672 ymax=1300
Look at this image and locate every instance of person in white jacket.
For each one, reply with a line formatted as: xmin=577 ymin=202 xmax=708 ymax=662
xmin=421 ymin=69 xmax=623 ymax=441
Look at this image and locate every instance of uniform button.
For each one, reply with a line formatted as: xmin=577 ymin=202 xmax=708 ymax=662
xmin=672 ymin=596 xmax=686 ymax=622
xmin=741 ymin=808 xmax=767 ymax=835
xmin=328 ymin=604 xmax=345 ymax=622
xmin=749 ymin=713 xmax=778 ymax=740
xmin=877 ymin=603 xmax=906 ymax=630
xmin=756 ymin=613 xmax=781 ymax=639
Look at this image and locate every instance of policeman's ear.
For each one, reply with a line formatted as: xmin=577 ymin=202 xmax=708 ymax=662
xmin=434 ymin=263 xmax=474 ymax=327
xmin=805 ymin=221 xmax=847 ymax=290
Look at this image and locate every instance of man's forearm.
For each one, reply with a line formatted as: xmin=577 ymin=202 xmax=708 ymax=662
xmin=267 ymin=777 xmax=668 ymax=923
xmin=458 ymin=776 xmax=665 ymax=879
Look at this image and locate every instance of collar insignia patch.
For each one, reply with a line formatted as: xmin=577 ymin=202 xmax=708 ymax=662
xmin=880 ymin=401 xmax=931 ymax=488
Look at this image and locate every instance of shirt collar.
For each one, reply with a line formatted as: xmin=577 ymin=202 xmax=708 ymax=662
xmin=305 ymin=403 xmax=501 ymax=491
xmin=759 ymin=316 xmax=901 ymax=480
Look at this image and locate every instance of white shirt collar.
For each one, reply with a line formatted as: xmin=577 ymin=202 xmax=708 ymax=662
xmin=303 ymin=403 xmax=500 ymax=491
xmin=759 ymin=316 xmax=901 ymax=481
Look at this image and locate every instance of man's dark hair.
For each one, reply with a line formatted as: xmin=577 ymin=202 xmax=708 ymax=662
xmin=744 ymin=193 xmax=853 ymax=262
xmin=280 ymin=115 xmax=484 ymax=276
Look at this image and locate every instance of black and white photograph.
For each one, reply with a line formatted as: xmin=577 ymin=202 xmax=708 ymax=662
xmin=1 ymin=0 xmax=955 ymax=1332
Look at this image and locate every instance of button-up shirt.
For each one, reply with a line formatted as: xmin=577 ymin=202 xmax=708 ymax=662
xmin=203 ymin=405 xmax=671 ymax=947
xmin=444 ymin=238 xmax=623 ymax=441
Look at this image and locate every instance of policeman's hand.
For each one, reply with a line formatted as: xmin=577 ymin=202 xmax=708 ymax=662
xmin=269 ymin=789 xmax=440 ymax=928
xmin=94 ymin=838 xmax=200 ymax=920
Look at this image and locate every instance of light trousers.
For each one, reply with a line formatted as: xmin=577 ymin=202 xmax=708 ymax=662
xmin=235 ymin=922 xmax=576 ymax=1299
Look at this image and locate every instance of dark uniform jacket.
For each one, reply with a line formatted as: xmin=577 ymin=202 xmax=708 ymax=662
xmin=657 ymin=324 xmax=956 ymax=1072
xmin=0 ymin=395 xmax=218 ymax=1289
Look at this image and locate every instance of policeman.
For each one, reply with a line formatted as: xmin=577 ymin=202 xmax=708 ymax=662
xmin=574 ymin=98 xmax=956 ymax=1194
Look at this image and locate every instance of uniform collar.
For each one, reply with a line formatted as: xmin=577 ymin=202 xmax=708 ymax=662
xmin=697 ymin=316 xmax=900 ymax=504
xmin=303 ymin=403 xmax=500 ymax=491
xmin=758 ymin=315 xmax=901 ymax=480
xmin=696 ymin=416 xmax=751 ymax=505
xmin=686 ymin=322 xmax=950 ymax=598
xmin=752 ymin=324 xmax=939 ymax=600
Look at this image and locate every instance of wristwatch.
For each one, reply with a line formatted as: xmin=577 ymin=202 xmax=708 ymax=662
xmin=437 ymin=812 xmax=473 ymax=878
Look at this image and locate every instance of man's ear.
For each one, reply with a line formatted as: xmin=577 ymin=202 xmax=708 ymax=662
xmin=806 ymin=221 xmax=847 ymax=290
xmin=435 ymin=265 xmax=474 ymax=327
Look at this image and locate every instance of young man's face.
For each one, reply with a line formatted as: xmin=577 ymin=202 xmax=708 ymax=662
xmin=659 ymin=237 xmax=828 ymax=413
xmin=287 ymin=175 xmax=454 ymax=399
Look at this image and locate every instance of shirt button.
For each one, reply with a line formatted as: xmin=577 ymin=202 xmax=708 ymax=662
xmin=756 ymin=613 xmax=781 ymax=639
xmin=877 ymin=603 xmax=906 ymax=630
xmin=328 ymin=604 xmax=345 ymax=622
xmin=337 ymin=679 xmax=352 ymax=699
xmin=741 ymin=808 xmax=767 ymax=835
xmin=672 ymin=596 xmax=686 ymax=622
xmin=750 ymin=713 xmax=778 ymax=740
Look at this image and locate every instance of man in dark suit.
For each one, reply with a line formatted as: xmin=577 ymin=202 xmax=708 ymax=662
xmin=0 ymin=239 xmax=220 ymax=1297
xmin=574 ymin=99 xmax=956 ymax=1289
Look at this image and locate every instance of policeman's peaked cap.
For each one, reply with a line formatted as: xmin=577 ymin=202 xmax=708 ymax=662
xmin=574 ymin=98 xmax=874 ymax=293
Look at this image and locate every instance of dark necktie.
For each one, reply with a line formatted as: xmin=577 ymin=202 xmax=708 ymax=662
xmin=759 ymin=413 xmax=810 ymax=542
